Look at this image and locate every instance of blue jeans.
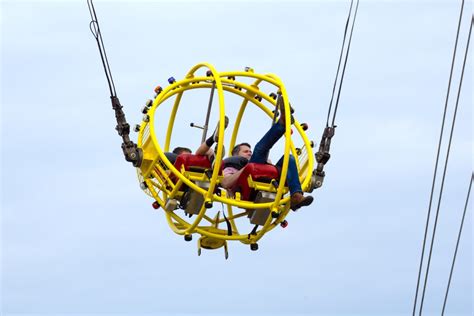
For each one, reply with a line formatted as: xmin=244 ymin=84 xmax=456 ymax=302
xmin=249 ymin=123 xmax=302 ymax=195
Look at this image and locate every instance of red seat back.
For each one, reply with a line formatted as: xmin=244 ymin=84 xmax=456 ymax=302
xmin=174 ymin=154 xmax=211 ymax=171
xmin=236 ymin=163 xmax=279 ymax=200
xmin=170 ymin=154 xmax=211 ymax=184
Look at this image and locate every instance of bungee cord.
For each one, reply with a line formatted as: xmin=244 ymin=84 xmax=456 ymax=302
xmin=88 ymin=0 xmax=117 ymax=98
xmin=440 ymin=15 xmax=473 ymax=316
xmin=325 ymin=0 xmax=354 ymax=127
xmin=326 ymin=0 xmax=360 ymax=128
xmin=419 ymin=12 xmax=471 ymax=313
xmin=313 ymin=0 xmax=359 ymax=190
xmin=412 ymin=1 xmax=464 ymax=313
xmin=88 ymin=0 xmax=142 ymax=167
xmin=412 ymin=2 xmax=471 ymax=314
xmin=441 ymin=172 xmax=473 ymax=315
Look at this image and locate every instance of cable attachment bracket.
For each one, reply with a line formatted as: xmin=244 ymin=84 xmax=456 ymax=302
xmin=316 ymin=126 xmax=335 ymax=164
xmin=310 ymin=126 xmax=336 ymax=191
xmin=111 ymin=96 xmax=143 ymax=167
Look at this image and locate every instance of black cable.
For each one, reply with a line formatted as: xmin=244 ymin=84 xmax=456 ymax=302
xmin=88 ymin=0 xmax=116 ymax=96
xmin=412 ymin=1 xmax=464 ymax=314
xmin=326 ymin=0 xmax=354 ymax=127
xmin=331 ymin=0 xmax=359 ymax=128
xmin=87 ymin=0 xmax=142 ymax=167
xmin=441 ymin=18 xmax=473 ymax=315
xmin=88 ymin=0 xmax=117 ymax=97
xmin=314 ymin=0 xmax=359 ymax=178
xmin=442 ymin=172 xmax=473 ymax=315
xmin=418 ymin=5 xmax=469 ymax=315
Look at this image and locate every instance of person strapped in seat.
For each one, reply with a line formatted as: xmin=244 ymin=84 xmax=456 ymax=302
xmin=220 ymin=104 xmax=313 ymax=211
xmin=165 ymin=119 xmax=229 ymax=215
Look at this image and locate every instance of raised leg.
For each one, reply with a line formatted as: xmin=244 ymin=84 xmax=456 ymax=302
xmin=249 ymin=123 xmax=285 ymax=164
xmin=276 ymin=154 xmax=302 ymax=195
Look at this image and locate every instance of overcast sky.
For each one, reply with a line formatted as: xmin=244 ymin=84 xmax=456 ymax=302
xmin=1 ymin=1 xmax=472 ymax=315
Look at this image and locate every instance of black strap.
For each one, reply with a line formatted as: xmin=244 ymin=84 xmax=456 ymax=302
xmin=248 ymin=225 xmax=258 ymax=239
xmin=222 ymin=210 xmax=233 ymax=236
xmin=222 ymin=156 xmax=249 ymax=170
xmin=164 ymin=152 xmax=178 ymax=165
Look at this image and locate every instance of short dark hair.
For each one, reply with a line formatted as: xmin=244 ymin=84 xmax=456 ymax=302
xmin=172 ymin=146 xmax=192 ymax=155
xmin=231 ymin=142 xmax=251 ymax=156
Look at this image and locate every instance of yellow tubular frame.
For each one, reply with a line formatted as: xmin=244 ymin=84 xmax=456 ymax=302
xmin=136 ymin=63 xmax=315 ymax=245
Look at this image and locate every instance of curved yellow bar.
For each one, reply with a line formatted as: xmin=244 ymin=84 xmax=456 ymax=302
xmin=136 ymin=63 xmax=317 ymax=248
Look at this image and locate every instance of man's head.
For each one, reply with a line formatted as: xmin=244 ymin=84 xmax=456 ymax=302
xmin=172 ymin=147 xmax=192 ymax=155
xmin=231 ymin=142 xmax=252 ymax=159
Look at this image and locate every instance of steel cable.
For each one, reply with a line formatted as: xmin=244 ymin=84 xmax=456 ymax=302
xmin=441 ymin=172 xmax=473 ymax=315
xmin=88 ymin=0 xmax=117 ymax=97
xmin=325 ymin=0 xmax=359 ymax=128
xmin=418 ymin=5 xmax=471 ymax=316
xmin=411 ymin=1 xmax=465 ymax=314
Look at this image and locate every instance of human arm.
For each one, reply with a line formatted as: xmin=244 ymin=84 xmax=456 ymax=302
xmin=221 ymin=167 xmax=244 ymax=190
xmin=195 ymin=142 xmax=211 ymax=156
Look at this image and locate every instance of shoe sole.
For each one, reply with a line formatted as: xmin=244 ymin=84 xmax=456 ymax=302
xmin=291 ymin=196 xmax=314 ymax=211
xmin=213 ymin=116 xmax=229 ymax=142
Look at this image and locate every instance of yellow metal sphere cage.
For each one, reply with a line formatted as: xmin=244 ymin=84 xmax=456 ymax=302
xmin=136 ymin=63 xmax=315 ymax=251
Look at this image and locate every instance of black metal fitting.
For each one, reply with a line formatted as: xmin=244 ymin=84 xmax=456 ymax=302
xmin=111 ymin=96 xmax=143 ymax=167
xmin=115 ymin=122 xmax=130 ymax=136
xmin=315 ymin=126 xmax=336 ymax=166
xmin=316 ymin=152 xmax=331 ymax=165
xmin=122 ymin=142 xmax=143 ymax=167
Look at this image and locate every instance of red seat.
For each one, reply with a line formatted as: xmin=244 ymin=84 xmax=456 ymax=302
xmin=174 ymin=154 xmax=211 ymax=171
xmin=170 ymin=154 xmax=211 ymax=184
xmin=236 ymin=163 xmax=279 ymax=200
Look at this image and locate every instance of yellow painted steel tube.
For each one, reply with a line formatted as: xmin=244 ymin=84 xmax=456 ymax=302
xmin=137 ymin=64 xmax=316 ymax=243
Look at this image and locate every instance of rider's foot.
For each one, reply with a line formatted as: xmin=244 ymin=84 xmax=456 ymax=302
xmin=290 ymin=192 xmax=313 ymax=211
xmin=277 ymin=95 xmax=294 ymax=125
xmin=212 ymin=116 xmax=229 ymax=143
